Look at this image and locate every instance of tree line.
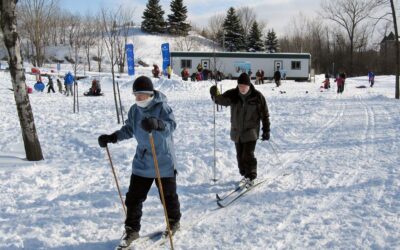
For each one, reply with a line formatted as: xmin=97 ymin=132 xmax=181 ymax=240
xmin=201 ymin=1 xmax=398 ymax=77
xmin=2 ymin=0 xmax=397 ymax=77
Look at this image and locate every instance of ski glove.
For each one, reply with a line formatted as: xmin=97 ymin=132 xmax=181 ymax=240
xmin=98 ymin=133 xmax=118 ymax=148
xmin=261 ymin=131 xmax=270 ymax=141
xmin=141 ymin=117 xmax=166 ymax=132
xmin=209 ymin=85 xmax=219 ymax=100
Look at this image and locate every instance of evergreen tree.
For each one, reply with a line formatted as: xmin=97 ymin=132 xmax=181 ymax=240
xmin=167 ymin=0 xmax=191 ymax=36
xmin=141 ymin=0 xmax=166 ymax=33
xmin=222 ymin=7 xmax=245 ymax=51
xmin=247 ymin=21 xmax=264 ymax=51
xmin=265 ymin=29 xmax=280 ymax=53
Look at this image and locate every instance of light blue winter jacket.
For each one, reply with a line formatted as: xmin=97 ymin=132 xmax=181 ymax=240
xmin=115 ymin=90 xmax=177 ymax=178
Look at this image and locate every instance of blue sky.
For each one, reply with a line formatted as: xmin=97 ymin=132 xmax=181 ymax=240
xmin=61 ymin=0 xmax=320 ymax=36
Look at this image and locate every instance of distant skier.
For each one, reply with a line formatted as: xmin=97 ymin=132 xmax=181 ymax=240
xmin=335 ymin=72 xmax=346 ymax=94
xmin=368 ymin=70 xmax=375 ymax=87
xmin=64 ymin=72 xmax=74 ymax=96
xmin=167 ymin=64 xmax=172 ymax=79
xmin=56 ymin=78 xmax=63 ymax=93
xmin=209 ymin=72 xmax=270 ymax=188
xmin=274 ymin=68 xmax=281 ymax=87
xmin=322 ymin=73 xmax=330 ymax=89
xmin=255 ymin=70 xmax=261 ymax=85
xmin=152 ymin=64 xmax=160 ymax=78
xmin=260 ymin=69 xmax=265 ymax=84
xmin=46 ymin=75 xmax=55 ymax=93
xmin=98 ymin=76 xmax=181 ymax=249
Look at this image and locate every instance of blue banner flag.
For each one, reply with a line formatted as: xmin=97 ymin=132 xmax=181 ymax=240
xmin=125 ymin=44 xmax=135 ymax=76
xmin=161 ymin=43 xmax=170 ymax=75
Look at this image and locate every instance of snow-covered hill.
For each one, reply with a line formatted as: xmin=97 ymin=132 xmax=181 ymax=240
xmin=1 ymin=66 xmax=399 ymax=249
xmin=0 ymin=28 xmax=218 ymax=73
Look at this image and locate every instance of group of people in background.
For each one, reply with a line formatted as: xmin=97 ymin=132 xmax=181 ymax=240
xmin=152 ymin=63 xmax=377 ymax=95
xmin=321 ymin=70 xmax=375 ymax=94
xmin=151 ymin=64 xmax=172 ymax=79
xmin=31 ymin=71 xmax=102 ymax=97
xmin=255 ymin=69 xmax=265 ymax=85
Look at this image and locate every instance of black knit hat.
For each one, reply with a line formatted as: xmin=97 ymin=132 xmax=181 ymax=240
xmin=237 ymin=73 xmax=250 ymax=85
xmin=132 ymin=76 xmax=154 ymax=95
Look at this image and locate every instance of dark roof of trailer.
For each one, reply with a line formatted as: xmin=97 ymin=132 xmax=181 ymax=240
xmin=170 ymin=51 xmax=311 ymax=59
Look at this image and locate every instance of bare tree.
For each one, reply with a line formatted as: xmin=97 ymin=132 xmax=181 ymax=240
xmin=321 ymin=0 xmax=384 ymax=75
xmin=174 ymin=35 xmax=197 ymax=51
xmin=237 ymin=6 xmax=256 ymax=39
xmin=0 ymin=0 xmax=43 ymax=161
xmin=389 ymin=0 xmax=399 ymax=99
xmin=207 ymin=13 xmax=225 ymax=42
xmin=17 ymin=0 xmax=58 ymax=66
xmin=67 ymin=14 xmax=84 ymax=113
xmin=286 ymin=13 xmax=308 ymax=52
xmin=115 ymin=8 xmax=134 ymax=74
xmin=82 ymin=13 xmax=97 ymax=72
xmin=93 ymin=14 xmax=104 ymax=72
xmin=101 ymin=7 xmax=123 ymax=124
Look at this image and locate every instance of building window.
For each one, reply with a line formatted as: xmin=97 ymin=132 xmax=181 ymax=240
xmin=291 ymin=61 xmax=301 ymax=70
xmin=181 ymin=59 xmax=192 ymax=69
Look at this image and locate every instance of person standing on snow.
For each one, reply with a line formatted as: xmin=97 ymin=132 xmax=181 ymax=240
xmin=46 ymin=75 xmax=55 ymax=93
xmin=274 ymin=68 xmax=281 ymax=87
xmin=98 ymin=76 xmax=181 ymax=249
xmin=167 ymin=64 xmax=172 ymax=79
xmin=64 ymin=71 xmax=74 ymax=96
xmin=152 ymin=64 xmax=160 ymax=78
xmin=368 ymin=70 xmax=375 ymax=87
xmin=335 ymin=72 xmax=346 ymax=94
xmin=322 ymin=73 xmax=330 ymax=89
xmin=209 ymin=72 xmax=270 ymax=187
xmin=56 ymin=78 xmax=63 ymax=93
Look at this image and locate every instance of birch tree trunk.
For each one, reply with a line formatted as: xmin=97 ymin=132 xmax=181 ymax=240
xmin=390 ymin=0 xmax=399 ymax=99
xmin=0 ymin=0 xmax=44 ymax=161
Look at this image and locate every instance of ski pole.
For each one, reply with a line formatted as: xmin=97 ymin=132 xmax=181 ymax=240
xmin=105 ymin=145 xmax=127 ymax=217
xmin=268 ymin=140 xmax=284 ymax=166
xmin=212 ymin=89 xmax=218 ymax=182
xmin=148 ymin=132 xmax=174 ymax=250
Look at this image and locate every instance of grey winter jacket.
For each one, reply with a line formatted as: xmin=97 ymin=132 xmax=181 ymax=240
xmin=115 ymin=90 xmax=177 ymax=178
xmin=214 ymin=84 xmax=270 ymax=143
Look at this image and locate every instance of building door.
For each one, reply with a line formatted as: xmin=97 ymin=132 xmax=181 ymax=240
xmin=201 ymin=59 xmax=210 ymax=70
xmin=274 ymin=60 xmax=283 ymax=71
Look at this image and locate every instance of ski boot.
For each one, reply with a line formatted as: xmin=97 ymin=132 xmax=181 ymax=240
xmin=162 ymin=220 xmax=180 ymax=238
xmin=116 ymin=226 xmax=139 ymax=250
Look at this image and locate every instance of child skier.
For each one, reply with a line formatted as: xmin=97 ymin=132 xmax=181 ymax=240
xmin=336 ymin=72 xmax=346 ymax=94
xmin=368 ymin=70 xmax=375 ymax=87
xmin=209 ymin=72 xmax=270 ymax=187
xmin=98 ymin=76 xmax=181 ymax=249
xmin=322 ymin=73 xmax=330 ymax=89
xmin=46 ymin=75 xmax=55 ymax=93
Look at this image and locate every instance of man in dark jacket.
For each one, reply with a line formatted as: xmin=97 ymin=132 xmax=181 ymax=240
xmin=209 ymin=73 xmax=270 ymax=187
xmin=274 ymin=69 xmax=281 ymax=87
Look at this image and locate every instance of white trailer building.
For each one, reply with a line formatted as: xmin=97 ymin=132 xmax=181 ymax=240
xmin=170 ymin=51 xmax=311 ymax=81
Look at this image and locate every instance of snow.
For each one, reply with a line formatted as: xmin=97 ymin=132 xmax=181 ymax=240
xmin=1 ymin=38 xmax=400 ymax=248
xmin=1 ymin=69 xmax=399 ymax=249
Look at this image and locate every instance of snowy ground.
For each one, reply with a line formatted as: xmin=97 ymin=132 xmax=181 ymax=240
xmin=0 ymin=70 xmax=399 ymax=249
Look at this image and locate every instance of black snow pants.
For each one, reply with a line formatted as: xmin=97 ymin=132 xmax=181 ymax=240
xmin=235 ymin=140 xmax=257 ymax=180
xmin=125 ymin=174 xmax=181 ymax=232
